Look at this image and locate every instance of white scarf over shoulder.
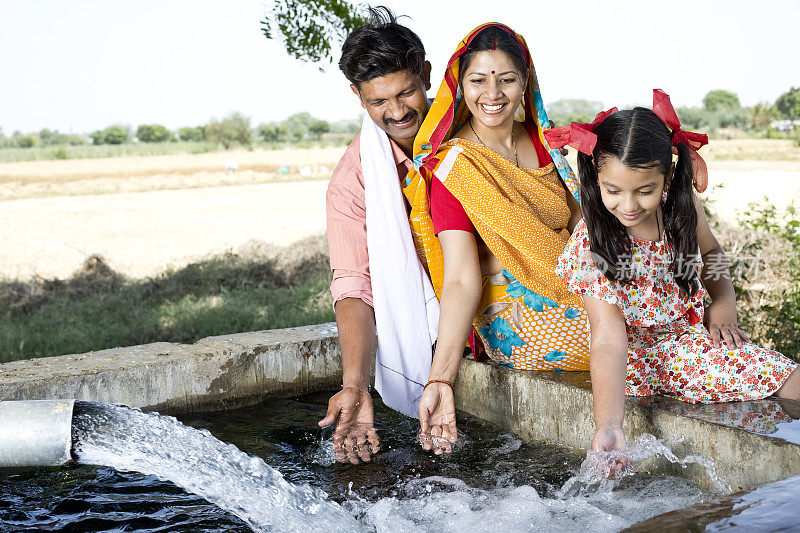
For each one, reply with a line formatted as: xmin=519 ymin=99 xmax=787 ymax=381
xmin=360 ymin=115 xmax=440 ymax=418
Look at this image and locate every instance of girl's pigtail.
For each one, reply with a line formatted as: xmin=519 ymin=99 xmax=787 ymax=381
xmin=663 ymin=141 xmax=700 ymax=296
xmin=578 ymin=151 xmax=632 ymax=281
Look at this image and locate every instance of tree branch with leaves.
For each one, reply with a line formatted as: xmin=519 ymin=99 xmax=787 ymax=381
xmin=261 ymin=0 xmax=368 ymax=67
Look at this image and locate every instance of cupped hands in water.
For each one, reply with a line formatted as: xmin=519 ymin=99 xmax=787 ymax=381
xmin=590 ymin=424 xmax=631 ymax=478
xmin=318 ymin=386 xmax=380 ymax=464
xmin=418 ymin=382 xmax=458 ymax=455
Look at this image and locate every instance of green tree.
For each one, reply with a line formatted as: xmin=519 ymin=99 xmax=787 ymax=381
xmin=205 ymin=113 xmax=252 ymax=149
xmin=546 ymin=99 xmax=604 ymax=127
xmin=703 ymin=90 xmax=741 ymax=112
xmin=178 ymin=126 xmax=206 ymax=142
xmin=330 ymin=118 xmax=360 ymax=134
xmin=102 ymin=125 xmax=129 ymax=145
xmin=38 ymin=128 xmax=56 ymax=146
xmin=261 ymin=0 xmax=368 ymax=65
xmin=308 ymin=119 xmax=330 ymax=139
xmin=136 ymin=124 xmax=172 ymax=143
xmin=17 ymin=135 xmax=37 ymax=148
xmin=258 ymin=123 xmax=288 ymax=142
xmin=751 ymin=102 xmax=778 ymax=130
xmin=89 ymin=130 xmax=105 ymax=145
xmin=284 ymin=112 xmax=314 ymax=141
xmin=675 ymin=106 xmax=708 ymax=129
xmin=776 ymin=87 xmax=800 ymax=119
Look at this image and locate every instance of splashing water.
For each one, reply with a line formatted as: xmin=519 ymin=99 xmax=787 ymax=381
xmin=557 ymin=434 xmax=730 ymax=497
xmin=71 ymin=402 xmax=362 ymax=533
xmin=33 ymin=397 xmax=723 ymax=532
xmin=341 ymin=435 xmax=720 ymax=532
xmin=345 ymin=473 xmax=708 ymax=532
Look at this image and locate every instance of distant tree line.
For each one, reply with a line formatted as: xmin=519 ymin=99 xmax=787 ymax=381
xmin=1 ymin=111 xmax=358 ymax=151
xmin=5 ymin=87 xmax=796 ymax=152
xmin=548 ymin=88 xmax=800 ymax=136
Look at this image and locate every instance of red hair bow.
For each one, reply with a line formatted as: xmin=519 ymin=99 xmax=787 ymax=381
xmin=543 ymin=107 xmax=618 ymax=156
xmin=652 ymin=89 xmax=709 ymax=193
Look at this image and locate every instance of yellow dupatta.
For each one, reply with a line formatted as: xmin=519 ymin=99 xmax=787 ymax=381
xmin=402 ymin=22 xmax=581 ymax=303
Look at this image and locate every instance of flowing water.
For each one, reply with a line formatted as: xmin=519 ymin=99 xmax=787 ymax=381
xmin=0 ymin=393 xmax=725 ymax=532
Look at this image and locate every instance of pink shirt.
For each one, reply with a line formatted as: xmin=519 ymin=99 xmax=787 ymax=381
xmin=326 ymin=132 xmax=413 ymax=307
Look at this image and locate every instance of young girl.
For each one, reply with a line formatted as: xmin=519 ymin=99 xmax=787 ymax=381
xmin=553 ymin=90 xmax=800 ymax=453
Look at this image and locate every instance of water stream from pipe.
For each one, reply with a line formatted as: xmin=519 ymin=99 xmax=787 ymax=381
xmin=72 ymin=402 xmax=362 ymax=532
xmin=56 ymin=398 xmax=724 ymax=532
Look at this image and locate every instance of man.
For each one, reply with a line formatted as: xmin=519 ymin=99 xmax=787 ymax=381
xmin=317 ymin=6 xmax=432 ymax=464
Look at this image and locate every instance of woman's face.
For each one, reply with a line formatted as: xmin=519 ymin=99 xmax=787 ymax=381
xmin=461 ymin=50 xmax=524 ymax=129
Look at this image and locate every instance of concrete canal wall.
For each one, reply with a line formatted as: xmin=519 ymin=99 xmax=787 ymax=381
xmin=2 ymin=322 xmax=799 ymax=491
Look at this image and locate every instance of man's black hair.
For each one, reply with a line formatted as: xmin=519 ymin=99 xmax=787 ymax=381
xmin=338 ymin=6 xmax=425 ymax=88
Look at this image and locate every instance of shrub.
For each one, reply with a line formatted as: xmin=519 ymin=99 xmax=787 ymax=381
xmin=89 ymin=130 xmax=105 ymax=145
xmin=258 ymin=123 xmax=288 ymax=143
xmin=136 ymin=124 xmax=171 ymax=143
xmin=102 ymin=125 xmax=129 ymax=145
xmin=53 ymin=148 xmax=68 ymax=160
xmin=17 ymin=135 xmax=37 ymax=148
xmin=308 ymin=119 xmax=330 ymax=139
xmin=205 ymin=113 xmax=252 ymax=149
xmin=178 ymin=126 xmax=205 ymax=142
xmin=731 ymin=201 xmax=800 ymax=359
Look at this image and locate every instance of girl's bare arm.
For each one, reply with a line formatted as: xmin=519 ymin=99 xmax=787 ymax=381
xmin=583 ymin=294 xmax=629 ymax=451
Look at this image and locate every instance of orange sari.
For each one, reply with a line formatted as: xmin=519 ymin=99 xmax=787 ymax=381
xmin=403 ymin=23 xmax=590 ymax=371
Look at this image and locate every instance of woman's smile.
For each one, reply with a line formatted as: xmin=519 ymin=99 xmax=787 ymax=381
xmin=479 ymin=103 xmax=506 ymax=115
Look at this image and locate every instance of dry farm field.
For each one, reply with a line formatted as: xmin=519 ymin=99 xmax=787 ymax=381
xmin=1 ymin=140 xmax=799 ymax=281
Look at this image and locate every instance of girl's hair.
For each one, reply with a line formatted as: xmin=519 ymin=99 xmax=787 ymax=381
xmin=577 ymin=107 xmax=700 ymax=296
xmin=458 ymin=26 xmax=528 ymax=84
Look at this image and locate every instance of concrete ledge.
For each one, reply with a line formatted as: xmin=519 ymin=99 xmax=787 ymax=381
xmin=4 ymin=326 xmax=800 ymax=492
xmin=0 ymin=323 xmax=342 ymax=413
xmin=454 ymin=356 xmax=800 ymax=492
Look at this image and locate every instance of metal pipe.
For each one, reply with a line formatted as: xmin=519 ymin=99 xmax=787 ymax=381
xmin=0 ymin=399 xmax=75 ymax=468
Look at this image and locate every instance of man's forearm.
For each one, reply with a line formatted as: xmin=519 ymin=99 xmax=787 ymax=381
xmin=334 ymin=297 xmax=376 ymax=390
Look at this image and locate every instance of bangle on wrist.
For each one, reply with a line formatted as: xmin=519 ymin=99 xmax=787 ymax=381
xmin=424 ymin=379 xmax=454 ymax=392
xmin=342 ymin=384 xmax=369 ymax=393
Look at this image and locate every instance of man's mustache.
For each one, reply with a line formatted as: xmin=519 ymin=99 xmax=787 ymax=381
xmin=384 ymin=111 xmax=416 ymax=125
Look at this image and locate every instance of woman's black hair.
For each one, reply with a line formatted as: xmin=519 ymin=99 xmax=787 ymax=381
xmin=458 ymin=25 xmax=529 ymax=83
xmin=338 ymin=6 xmax=426 ymax=88
xmin=577 ymin=107 xmax=700 ymax=296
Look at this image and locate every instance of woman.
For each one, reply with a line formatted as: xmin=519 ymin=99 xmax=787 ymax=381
xmin=402 ymin=23 xmax=591 ymax=453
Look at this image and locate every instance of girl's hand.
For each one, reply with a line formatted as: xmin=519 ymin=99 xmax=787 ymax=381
xmin=591 ymin=425 xmax=630 ymax=478
xmin=705 ymin=300 xmax=750 ymax=348
xmin=591 ymin=425 xmax=627 ymax=453
xmin=418 ymin=382 xmax=457 ymax=455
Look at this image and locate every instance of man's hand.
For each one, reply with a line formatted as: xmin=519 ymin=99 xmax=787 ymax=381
xmin=418 ymin=383 xmax=457 ymax=455
xmin=318 ymin=386 xmax=380 ymax=464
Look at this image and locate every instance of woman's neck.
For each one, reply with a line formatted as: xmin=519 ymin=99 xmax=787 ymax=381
xmin=469 ymin=117 xmax=515 ymax=150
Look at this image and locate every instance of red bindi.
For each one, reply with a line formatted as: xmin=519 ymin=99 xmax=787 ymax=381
xmin=491 ymin=70 xmax=495 ymax=74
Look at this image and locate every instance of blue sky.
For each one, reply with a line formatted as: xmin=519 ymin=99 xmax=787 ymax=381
xmin=1 ymin=0 xmax=798 ymax=133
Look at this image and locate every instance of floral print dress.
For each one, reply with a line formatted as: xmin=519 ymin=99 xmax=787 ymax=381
xmin=555 ymin=219 xmax=797 ymax=404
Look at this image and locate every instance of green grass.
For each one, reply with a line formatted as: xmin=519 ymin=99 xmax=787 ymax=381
xmin=0 ymin=142 xmax=219 ymax=162
xmin=0 ymin=135 xmax=355 ymax=163
xmin=0 ymin=244 xmax=334 ymax=363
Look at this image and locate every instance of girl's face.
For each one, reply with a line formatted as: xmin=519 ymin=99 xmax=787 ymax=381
xmin=461 ymin=50 xmax=524 ymax=129
xmin=597 ymin=156 xmax=666 ymax=230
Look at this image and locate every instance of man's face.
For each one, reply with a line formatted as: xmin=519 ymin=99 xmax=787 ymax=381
xmin=351 ymin=63 xmax=431 ymax=142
